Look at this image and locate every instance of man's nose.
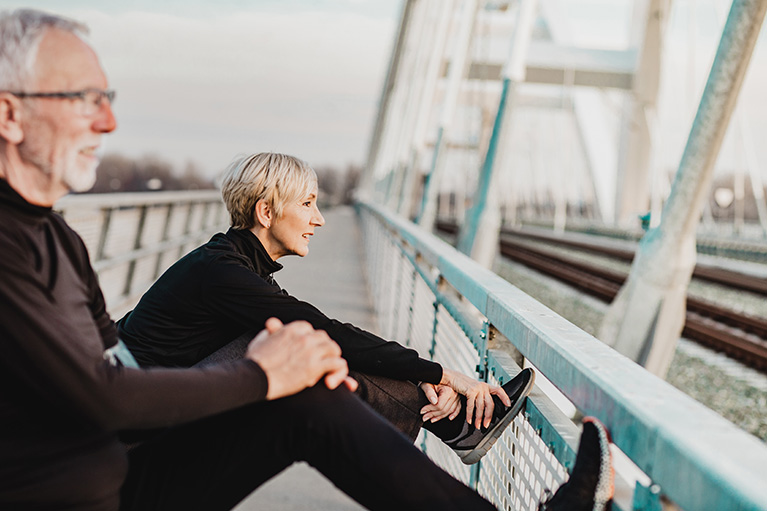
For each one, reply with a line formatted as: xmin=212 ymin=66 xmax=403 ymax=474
xmin=92 ymin=101 xmax=117 ymax=133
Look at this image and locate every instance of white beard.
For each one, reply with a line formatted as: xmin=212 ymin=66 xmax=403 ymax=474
xmin=64 ymin=141 xmax=104 ymax=192
xmin=64 ymin=163 xmax=98 ymax=192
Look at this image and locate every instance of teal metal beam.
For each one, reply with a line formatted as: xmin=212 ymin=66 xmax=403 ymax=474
xmin=456 ymin=77 xmax=512 ymax=255
xmin=456 ymin=0 xmax=538 ymax=263
xmin=601 ymin=0 xmax=767 ymax=377
xmin=415 ymin=126 xmax=445 ymax=224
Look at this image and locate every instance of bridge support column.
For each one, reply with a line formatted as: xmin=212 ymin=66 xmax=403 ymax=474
xmin=361 ymin=0 xmax=415 ymax=201
xmin=416 ymin=0 xmax=480 ymax=229
xmin=456 ymin=78 xmax=511 ymax=265
xmin=614 ymin=0 xmax=669 ymax=227
xmin=397 ymin=0 xmax=456 ymax=219
xmin=457 ymin=0 xmax=537 ymax=267
xmin=599 ymin=0 xmax=767 ymax=377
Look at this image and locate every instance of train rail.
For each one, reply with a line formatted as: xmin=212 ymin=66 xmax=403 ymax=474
xmin=435 ymin=220 xmax=767 ymax=294
xmin=502 ymin=228 xmax=767 ymax=295
xmin=497 ymin=237 xmax=767 ymax=372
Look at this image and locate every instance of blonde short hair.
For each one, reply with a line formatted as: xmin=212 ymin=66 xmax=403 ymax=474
xmin=220 ymin=152 xmax=317 ymax=230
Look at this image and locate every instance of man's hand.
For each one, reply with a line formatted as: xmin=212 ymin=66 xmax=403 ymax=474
xmin=246 ymin=318 xmax=358 ymax=400
xmin=440 ymin=368 xmax=511 ymax=429
xmin=419 ymin=383 xmax=461 ymax=423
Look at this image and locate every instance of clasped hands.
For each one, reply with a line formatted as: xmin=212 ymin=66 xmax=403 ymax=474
xmin=420 ymin=369 xmax=511 ymax=430
xmin=246 ymin=317 xmax=357 ymax=400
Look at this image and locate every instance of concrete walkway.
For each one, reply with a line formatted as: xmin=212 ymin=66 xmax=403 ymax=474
xmin=234 ymin=206 xmax=371 ymax=511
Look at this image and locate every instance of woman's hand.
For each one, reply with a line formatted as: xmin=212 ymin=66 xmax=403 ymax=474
xmin=440 ymin=368 xmax=511 ymax=429
xmin=419 ymin=383 xmax=461 ymax=423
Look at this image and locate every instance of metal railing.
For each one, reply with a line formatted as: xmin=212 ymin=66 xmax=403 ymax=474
xmin=56 ymin=190 xmax=229 ymax=317
xmin=357 ymin=200 xmax=767 ymax=511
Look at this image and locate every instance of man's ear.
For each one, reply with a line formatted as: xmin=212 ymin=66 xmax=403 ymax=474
xmin=0 ymin=94 xmax=24 ymax=145
xmin=254 ymin=199 xmax=274 ymax=228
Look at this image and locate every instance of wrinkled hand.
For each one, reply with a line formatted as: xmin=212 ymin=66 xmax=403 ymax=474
xmin=440 ymin=368 xmax=511 ymax=429
xmin=420 ymin=383 xmax=461 ymax=423
xmin=246 ymin=318 xmax=358 ymax=400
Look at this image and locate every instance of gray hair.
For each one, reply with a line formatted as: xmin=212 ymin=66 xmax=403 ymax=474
xmin=0 ymin=9 xmax=88 ymax=91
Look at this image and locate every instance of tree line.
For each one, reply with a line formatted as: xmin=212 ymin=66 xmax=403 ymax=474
xmin=88 ymin=153 xmax=361 ymax=207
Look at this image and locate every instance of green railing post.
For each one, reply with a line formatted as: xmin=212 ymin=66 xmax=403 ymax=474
xmin=404 ymin=258 xmax=419 ymax=348
xmin=456 ymin=77 xmax=512 ymax=256
xmin=456 ymin=0 xmax=538 ymax=264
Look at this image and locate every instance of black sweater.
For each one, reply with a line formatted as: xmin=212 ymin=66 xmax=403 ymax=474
xmin=119 ymin=227 xmax=443 ymax=384
xmin=0 ymin=180 xmax=268 ymax=511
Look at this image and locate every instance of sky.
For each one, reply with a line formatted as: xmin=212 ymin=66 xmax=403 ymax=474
xmin=0 ymin=0 xmax=402 ymax=177
xmin=1 ymin=0 xmax=765 ymax=193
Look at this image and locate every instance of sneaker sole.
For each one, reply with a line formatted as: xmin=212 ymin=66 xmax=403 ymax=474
xmin=455 ymin=369 xmax=536 ymax=465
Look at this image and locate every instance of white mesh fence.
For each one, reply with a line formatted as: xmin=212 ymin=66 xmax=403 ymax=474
xmin=358 ymin=208 xmax=572 ymax=511
xmin=477 ymin=374 xmax=570 ymax=511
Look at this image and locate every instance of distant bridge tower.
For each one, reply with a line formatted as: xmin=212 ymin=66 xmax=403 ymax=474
xmin=362 ymin=0 xmax=671 ymax=265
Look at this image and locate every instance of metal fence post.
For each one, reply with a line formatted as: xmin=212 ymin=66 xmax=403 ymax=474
xmin=404 ymin=254 xmax=420 ymax=348
xmin=153 ymin=203 xmax=174 ymax=280
xmin=428 ymin=275 xmax=445 ymax=360
xmin=179 ymin=201 xmax=196 ymax=258
xmin=122 ymin=205 xmax=148 ymax=298
xmin=95 ymin=207 xmax=113 ymax=262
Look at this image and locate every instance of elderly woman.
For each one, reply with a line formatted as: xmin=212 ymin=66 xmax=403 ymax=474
xmin=118 ymin=152 xmax=535 ymax=464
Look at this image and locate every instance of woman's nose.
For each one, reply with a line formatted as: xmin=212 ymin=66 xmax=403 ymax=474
xmin=313 ymin=207 xmax=325 ymax=226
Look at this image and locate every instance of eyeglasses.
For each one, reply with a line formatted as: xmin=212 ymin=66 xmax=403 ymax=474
xmin=5 ymin=88 xmax=116 ymax=116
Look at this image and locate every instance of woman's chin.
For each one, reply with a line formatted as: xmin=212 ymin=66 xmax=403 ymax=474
xmin=288 ymin=248 xmax=308 ymax=258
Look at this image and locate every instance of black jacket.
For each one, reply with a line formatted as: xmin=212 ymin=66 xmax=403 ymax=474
xmin=0 ymin=180 xmax=268 ymax=511
xmin=119 ymin=228 xmax=443 ymax=384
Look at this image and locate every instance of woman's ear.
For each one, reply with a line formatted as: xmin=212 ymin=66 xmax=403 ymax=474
xmin=254 ymin=199 xmax=273 ymax=229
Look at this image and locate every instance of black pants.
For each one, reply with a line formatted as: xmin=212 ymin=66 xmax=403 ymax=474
xmin=351 ymin=371 xmax=467 ymax=442
xmin=120 ymin=384 xmax=494 ymax=511
xmin=196 ymin=333 xmax=465 ymax=442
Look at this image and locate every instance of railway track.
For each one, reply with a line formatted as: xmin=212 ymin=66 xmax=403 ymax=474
xmin=502 ymin=228 xmax=767 ymax=295
xmin=497 ymin=237 xmax=767 ymax=372
xmin=435 ymin=220 xmax=767 ymax=294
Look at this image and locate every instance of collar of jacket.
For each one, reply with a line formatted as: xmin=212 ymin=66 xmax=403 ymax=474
xmin=0 ymin=178 xmax=53 ymax=222
xmin=224 ymin=227 xmax=283 ymax=277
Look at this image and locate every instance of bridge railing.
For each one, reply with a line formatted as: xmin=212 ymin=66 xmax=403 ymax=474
xmin=56 ymin=190 xmax=229 ymax=317
xmin=357 ymin=200 xmax=767 ymax=511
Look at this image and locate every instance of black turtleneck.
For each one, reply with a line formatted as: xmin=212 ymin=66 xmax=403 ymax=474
xmin=0 ymin=180 xmax=268 ymax=511
xmin=119 ymin=227 xmax=443 ymax=384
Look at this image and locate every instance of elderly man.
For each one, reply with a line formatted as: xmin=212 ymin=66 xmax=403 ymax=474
xmin=0 ymin=8 xmax=612 ymax=511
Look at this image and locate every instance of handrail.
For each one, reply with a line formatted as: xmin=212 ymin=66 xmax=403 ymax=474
xmin=57 ymin=190 xmax=228 ymax=317
xmin=357 ymin=199 xmax=767 ymax=511
xmin=57 ymin=190 xmax=222 ymax=209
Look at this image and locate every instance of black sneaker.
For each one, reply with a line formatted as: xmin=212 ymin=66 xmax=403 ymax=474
xmin=538 ymin=417 xmax=614 ymax=511
xmin=444 ymin=367 xmax=535 ymax=465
